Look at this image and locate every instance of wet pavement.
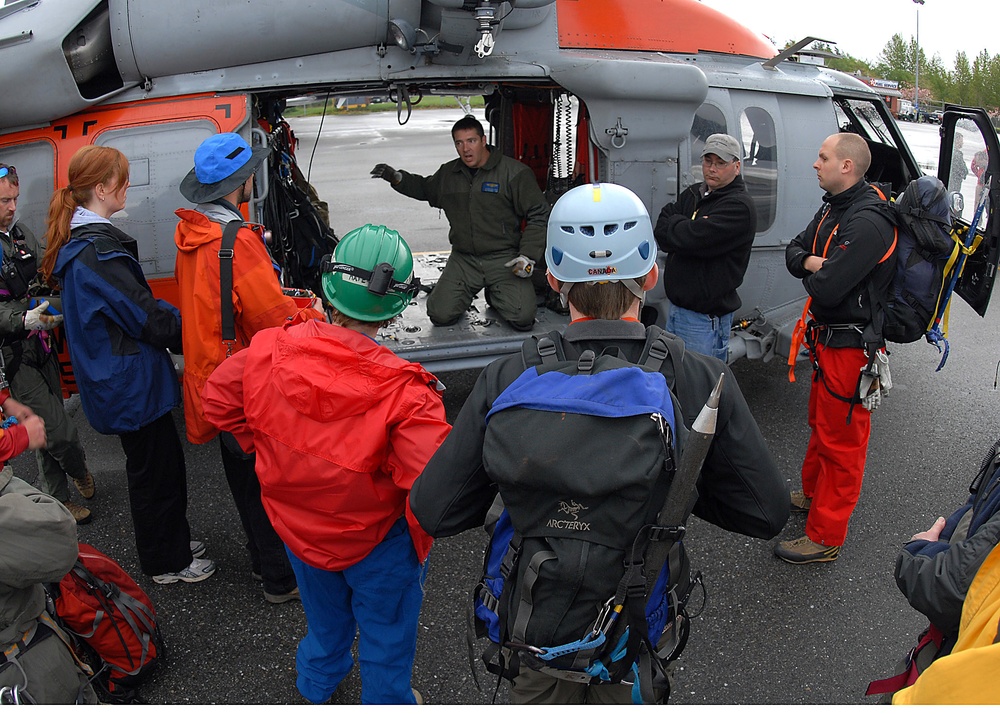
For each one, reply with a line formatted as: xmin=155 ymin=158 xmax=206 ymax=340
xmin=11 ymin=295 xmax=999 ymax=705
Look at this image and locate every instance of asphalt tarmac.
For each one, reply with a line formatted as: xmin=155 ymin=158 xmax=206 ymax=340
xmin=11 ymin=294 xmax=998 ymax=706
xmin=11 ymin=110 xmax=998 ymax=705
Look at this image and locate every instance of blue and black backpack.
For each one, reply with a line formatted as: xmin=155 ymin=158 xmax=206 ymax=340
xmin=879 ymin=175 xmax=958 ymax=347
xmin=473 ymin=327 xmax=703 ymax=704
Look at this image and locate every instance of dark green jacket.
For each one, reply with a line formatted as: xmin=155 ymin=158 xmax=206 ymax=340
xmin=394 ymin=148 xmax=549 ymax=261
xmin=0 ymin=222 xmax=47 ymax=372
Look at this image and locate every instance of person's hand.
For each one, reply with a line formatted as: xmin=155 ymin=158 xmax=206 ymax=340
xmin=21 ymin=414 xmax=47 ymax=450
xmin=803 ymin=255 xmax=826 ymax=273
xmin=911 ymin=516 xmax=947 ymax=542
xmin=22 ymin=301 xmax=63 ymax=330
xmin=1 ymin=396 xmax=34 ymax=421
xmin=371 ymin=164 xmax=402 ymax=185
xmin=504 ymin=255 xmax=535 ymax=279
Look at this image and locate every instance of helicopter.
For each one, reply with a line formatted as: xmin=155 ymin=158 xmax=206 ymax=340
xmin=1 ymin=0 xmax=996 ymax=375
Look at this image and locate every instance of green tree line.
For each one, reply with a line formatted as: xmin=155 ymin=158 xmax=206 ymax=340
xmin=804 ymin=35 xmax=1000 ymax=116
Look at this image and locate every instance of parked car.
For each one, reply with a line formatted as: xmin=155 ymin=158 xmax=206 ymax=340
xmin=919 ymin=109 xmax=943 ymax=124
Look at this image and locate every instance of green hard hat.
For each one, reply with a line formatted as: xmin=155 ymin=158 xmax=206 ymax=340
xmin=321 ymin=224 xmax=418 ymax=321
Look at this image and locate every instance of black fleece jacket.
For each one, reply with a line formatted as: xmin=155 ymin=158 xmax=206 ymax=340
xmin=409 ymin=319 xmax=789 ymax=542
xmin=653 ymin=174 xmax=757 ymax=316
xmin=785 ymin=180 xmax=897 ymax=346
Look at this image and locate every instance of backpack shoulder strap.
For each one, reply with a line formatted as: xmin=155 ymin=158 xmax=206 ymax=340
xmin=219 ymin=220 xmax=242 ymax=347
xmin=638 ymin=325 xmax=675 ymax=372
xmin=638 ymin=325 xmax=692 ymax=406
xmin=519 ymin=330 xmax=568 ymax=370
xmin=843 ymin=185 xmax=896 ymax=349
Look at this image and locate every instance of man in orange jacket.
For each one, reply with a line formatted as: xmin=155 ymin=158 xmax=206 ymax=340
xmin=174 ymin=133 xmax=323 ymax=604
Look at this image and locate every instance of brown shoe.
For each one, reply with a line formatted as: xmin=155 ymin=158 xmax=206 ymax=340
xmin=773 ymin=535 xmax=840 ymax=564
xmin=63 ymin=501 xmax=93 ymax=525
xmin=72 ymin=471 xmax=96 ymax=499
xmin=264 ymin=586 xmax=301 ymax=605
xmin=789 ymin=490 xmax=812 ymax=513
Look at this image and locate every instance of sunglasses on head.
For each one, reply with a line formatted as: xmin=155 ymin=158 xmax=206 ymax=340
xmin=0 ymin=165 xmax=15 ymax=180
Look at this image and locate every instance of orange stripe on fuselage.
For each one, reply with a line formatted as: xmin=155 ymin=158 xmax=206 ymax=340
xmin=556 ymin=0 xmax=777 ymax=58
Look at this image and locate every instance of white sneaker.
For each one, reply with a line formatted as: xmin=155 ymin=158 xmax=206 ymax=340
xmin=190 ymin=540 xmax=206 ymax=558
xmin=152 ymin=557 xmax=216 ymax=584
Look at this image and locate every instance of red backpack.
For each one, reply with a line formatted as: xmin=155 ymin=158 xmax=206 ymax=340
xmin=47 ymin=543 xmax=163 ymax=703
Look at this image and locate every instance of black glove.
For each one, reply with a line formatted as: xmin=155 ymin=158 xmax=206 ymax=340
xmin=371 ymin=163 xmax=402 ymax=185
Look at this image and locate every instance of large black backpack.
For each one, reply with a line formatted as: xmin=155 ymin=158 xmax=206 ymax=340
xmin=876 ymin=176 xmax=958 ymax=347
xmin=260 ymin=120 xmax=338 ymax=298
xmin=473 ymin=327 xmax=703 ymax=703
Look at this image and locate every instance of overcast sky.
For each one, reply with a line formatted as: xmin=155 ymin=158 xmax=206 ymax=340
xmin=700 ymin=0 xmax=997 ymax=70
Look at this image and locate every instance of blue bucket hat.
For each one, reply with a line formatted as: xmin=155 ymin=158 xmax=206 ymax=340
xmin=180 ymin=133 xmax=269 ymax=203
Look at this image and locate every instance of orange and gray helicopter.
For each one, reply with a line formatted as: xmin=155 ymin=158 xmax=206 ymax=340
xmin=1 ymin=0 xmax=996 ymax=375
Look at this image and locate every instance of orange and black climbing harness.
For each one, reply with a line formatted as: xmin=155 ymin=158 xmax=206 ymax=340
xmin=786 ymin=187 xmax=898 ymax=422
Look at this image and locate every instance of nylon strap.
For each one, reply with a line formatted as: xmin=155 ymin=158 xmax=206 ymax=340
xmin=71 ymin=561 xmax=158 ymax=675
xmin=865 ymin=624 xmax=943 ymax=696
xmin=219 ymin=220 xmax=242 ymax=349
xmin=510 ymin=549 xmax=557 ymax=645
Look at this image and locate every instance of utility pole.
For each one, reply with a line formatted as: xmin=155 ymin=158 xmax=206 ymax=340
xmin=913 ymin=0 xmax=925 ymax=120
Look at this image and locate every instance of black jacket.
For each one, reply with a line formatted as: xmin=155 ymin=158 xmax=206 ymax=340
xmin=410 ymin=319 xmax=788 ymax=540
xmin=653 ymin=174 xmax=757 ymax=316
xmin=785 ymin=180 xmax=897 ymax=347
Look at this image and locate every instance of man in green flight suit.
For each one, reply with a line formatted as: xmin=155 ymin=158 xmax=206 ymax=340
xmin=371 ymin=115 xmax=550 ymax=331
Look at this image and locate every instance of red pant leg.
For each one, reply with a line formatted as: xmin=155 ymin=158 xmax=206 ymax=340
xmin=801 ymin=368 xmax=823 ymax=498
xmin=802 ymin=343 xmax=871 ymax=547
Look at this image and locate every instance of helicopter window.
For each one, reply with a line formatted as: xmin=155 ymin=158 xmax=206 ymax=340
xmin=739 ymin=107 xmax=777 ymax=232
xmin=689 ymin=104 xmax=727 ymax=182
xmin=834 ymin=98 xmax=907 ymax=192
xmin=950 ymin=123 xmax=990 ymax=225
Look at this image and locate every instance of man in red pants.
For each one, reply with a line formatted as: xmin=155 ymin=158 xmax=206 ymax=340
xmin=779 ymin=133 xmax=897 ymax=564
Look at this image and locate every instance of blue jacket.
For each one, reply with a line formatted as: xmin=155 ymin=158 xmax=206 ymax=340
xmin=52 ymin=222 xmax=182 ymax=435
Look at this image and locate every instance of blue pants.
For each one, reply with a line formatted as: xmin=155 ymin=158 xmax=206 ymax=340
xmin=286 ymin=518 xmax=426 ymax=705
xmin=666 ymin=304 xmax=733 ymax=363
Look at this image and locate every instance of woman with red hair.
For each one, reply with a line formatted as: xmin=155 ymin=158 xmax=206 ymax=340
xmin=41 ymin=145 xmax=214 ymax=586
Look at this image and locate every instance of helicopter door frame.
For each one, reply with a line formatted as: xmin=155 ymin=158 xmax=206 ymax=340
xmin=939 ymin=106 xmax=1000 ymax=317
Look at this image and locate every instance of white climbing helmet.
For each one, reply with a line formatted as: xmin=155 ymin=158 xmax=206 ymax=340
xmin=546 ymin=182 xmax=656 ymax=296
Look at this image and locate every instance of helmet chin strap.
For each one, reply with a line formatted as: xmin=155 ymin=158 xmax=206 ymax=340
xmin=622 ymin=277 xmax=646 ymax=301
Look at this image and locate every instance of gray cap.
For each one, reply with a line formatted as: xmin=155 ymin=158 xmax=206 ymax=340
xmin=701 ymin=134 xmax=742 ymax=163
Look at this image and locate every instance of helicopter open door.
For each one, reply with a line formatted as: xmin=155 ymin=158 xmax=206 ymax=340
xmin=938 ymin=107 xmax=1000 ymax=317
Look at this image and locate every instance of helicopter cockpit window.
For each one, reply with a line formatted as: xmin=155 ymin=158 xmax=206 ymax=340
xmin=739 ymin=107 xmax=777 ymax=232
xmin=689 ymin=104 xmax=726 ymax=182
xmin=834 ymin=97 xmax=907 ymax=192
